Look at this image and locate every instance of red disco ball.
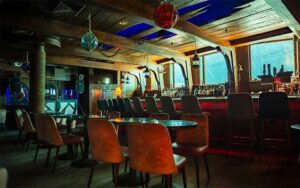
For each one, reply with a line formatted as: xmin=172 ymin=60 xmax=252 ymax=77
xmin=154 ymin=2 xmax=179 ymax=29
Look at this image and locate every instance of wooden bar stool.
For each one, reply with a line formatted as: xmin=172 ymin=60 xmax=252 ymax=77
xmin=160 ymin=96 xmax=182 ymax=120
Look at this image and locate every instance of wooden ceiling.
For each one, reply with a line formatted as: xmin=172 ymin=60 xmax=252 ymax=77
xmin=0 ymin=0 xmax=299 ymax=68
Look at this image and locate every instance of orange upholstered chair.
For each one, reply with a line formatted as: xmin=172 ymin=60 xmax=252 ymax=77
xmin=172 ymin=114 xmax=210 ymax=188
xmin=33 ymin=113 xmax=48 ymax=163
xmin=127 ymin=122 xmax=187 ymax=188
xmin=87 ymin=119 xmax=125 ymax=188
xmin=149 ymin=113 xmax=169 ymax=120
xmin=44 ymin=115 xmax=83 ymax=173
xmin=22 ymin=111 xmax=36 ymax=150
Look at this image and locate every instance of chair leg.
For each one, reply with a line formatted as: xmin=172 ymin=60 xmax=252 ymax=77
xmin=204 ymin=154 xmax=210 ymax=180
xmin=165 ymin=174 xmax=172 ymax=188
xmin=87 ymin=160 xmax=97 ymax=188
xmin=259 ymin=120 xmax=264 ymax=161
xmin=112 ymin=164 xmax=115 ymax=182
xmin=227 ymin=119 xmax=232 ymax=156
xmin=113 ymin=163 xmax=120 ymax=188
xmin=79 ymin=142 xmax=84 ymax=158
xmin=286 ymin=120 xmax=292 ymax=160
xmin=26 ymin=132 xmax=33 ymax=151
xmin=195 ymin=157 xmax=200 ymax=188
xmin=181 ymin=167 xmax=187 ymax=188
xmin=45 ymin=146 xmax=52 ymax=167
xmin=124 ymin=159 xmax=128 ymax=173
xmin=33 ymin=141 xmax=40 ymax=162
xmin=145 ymin=173 xmax=150 ymax=188
xmin=52 ymin=146 xmax=60 ymax=174
xmin=17 ymin=129 xmax=23 ymax=141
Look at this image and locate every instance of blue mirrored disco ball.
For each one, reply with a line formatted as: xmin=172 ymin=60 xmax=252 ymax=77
xmin=81 ymin=31 xmax=98 ymax=51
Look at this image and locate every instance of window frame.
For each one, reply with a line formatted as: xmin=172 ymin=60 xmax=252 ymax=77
xmin=249 ymin=39 xmax=296 ymax=82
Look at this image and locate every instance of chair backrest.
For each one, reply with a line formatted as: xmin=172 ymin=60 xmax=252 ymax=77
xmin=149 ymin=113 xmax=169 ymax=120
xmin=96 ymin=100 xmax=103 ymax=113
xmin=0 ymin=109 xmax=6 ymax=124
xmin=124 ymin=98 xmax=135 ymax=115
xmin=227 ymin=93 xmax=255 ymax=120
xmin=15 ymin=109 xmax=24 ymax=130
xmin=107 ymin=99 xmax=114 ymax=112
xmin=117 ymin=98 xmax=126 ymax=115
xmin=102 ymin=100 xmax=110 ymax=112
xmin=22 ymin=111 xmax=35 ymax=132
xmin=176 ymin=114 xmax=209 ymax=146
xmin=108 ymin=111 xmax=121 ymax=119
xmin=127 ymin=122 xmax=177 ymax=174
xmin=34 ymin=113 xmax=47 ymax=141
xmin=160 ymin=96 xmax=177 ymax=115
xmin=132 ymin=97 xmax=145 ymax=114
xmin=259 ymin=92 xmax=289 ymax=119
xmin=112 ymin=99 xmax=120 ymax=111
xmin=44 ymin=115 xmax=64 ymax=146
xmin=87 ymin=119 xmax=124 ymax=163
xmin=181 ymin=95 xmax=202 ymax=114
xmin=145 ymin=96 xmax=159 ymax=113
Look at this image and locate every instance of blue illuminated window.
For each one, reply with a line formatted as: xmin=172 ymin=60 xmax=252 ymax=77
xmin=204 ymin=53 xmax=227 ymax=84
xmin=250 ymin=40 xmax=294 ymax=80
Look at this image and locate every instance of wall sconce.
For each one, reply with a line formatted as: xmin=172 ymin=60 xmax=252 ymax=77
xmin=144 ymin=67 xmax=151 ymax=78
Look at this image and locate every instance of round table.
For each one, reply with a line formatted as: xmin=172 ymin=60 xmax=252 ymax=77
xmin=291 ymin=124 xmax=300 ymax=163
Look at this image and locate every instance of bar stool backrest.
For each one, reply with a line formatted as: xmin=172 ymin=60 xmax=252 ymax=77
xmin=107 ymin=99 xmax=114 ymax=112
xmin=181 ymin=95 xmax=202 ymax=114
xmin=112 ymin=99 xmax=120 ymax=112
xmin=228 ymin=93 xmax=255 ymax=120
xmin=127 ymin=122 xmax=177 ymax=174
xmin=160 ymin=96 xmax=177 ymax=115
xmin=145 ymin=96 xmax=159 ymax=113
xmin=132 ymin=97 xmax=144 ymax=113
xmin=102 ymin=100 xmax=110 ymax=112
xmin=87 ymin=119 xmax=124 ymax=163
xmin=124 ymin=98 xmax=135 ymax=115
xmin=22 ymin=111 xmax=35 ymax=132
xmin=117 ymin=98 xmax=126 ymax=115
xmin=259 ymin=92 xmax=289 ymax=120
xmin=96 ymin=100 xmax=103 ymax=113
xmin=149 ymin=113 xmax=169 ymax=120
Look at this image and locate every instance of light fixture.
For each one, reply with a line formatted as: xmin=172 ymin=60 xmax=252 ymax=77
xmin=81 ymin=14 xmax=98 ymax=52
xmin=119 ymin=20 xmax=128 ymax=25
xmin=192 ymin=41 xmax=200 ymax=68
xmin=144 ymin=67 xmax=150 ymax=78
xmin=154 ymin=0 xmax=179 ymax=29
xmin=126 ymin=76 xmax=130 ymax=84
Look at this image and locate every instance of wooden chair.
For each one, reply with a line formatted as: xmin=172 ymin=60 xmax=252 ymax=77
xmin=87 ymin=119 xmax=125 ymax=188
xmin=22 ymin=111 xmax=36 ymax=150
xmin=44 ymin=115 xmax=83 ymax=173
xmin=172 ymin=114 xmax=210 ymax=188
xmin=33 ymin=113 xmax=49 ymax=163
xmin=145 ymin=96 xmax=160 ymax=114
xmin=160 ymin=96 xmax=182 ymax=119
xmin=132 ymin=97 xmax=148 ymax=117
xmin=127 ymin=122 xmax=187 ymax=188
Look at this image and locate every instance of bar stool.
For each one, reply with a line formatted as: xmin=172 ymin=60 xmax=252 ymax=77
xmin=127 ymin=122 xmax=187 ymax=188
xmin=107 ymin=99 xmax=114 ymax=112
xmin=102 ymin=100 xmax=110 ymax=117
xmin=132 ymin=97 xmax=148 ymax=117
xmin=87 ymin=119 xmax=125 ymax=188
xmin=96 ymin=100 xmax=103 ymax=116
xmin=172 ymin=114 xmax=209 ymax=188
xmin=258 ymin=92 xmax=291 ymax=160
xmin=227 ymin=93 xmax=256 ymax=157
xmin=123 ymin=98 xmax=136 ymax=117
xmin=145 ymin=96 xmax=161 ymax=114
xmin=160 ymin=96 xmax=182 ymax=119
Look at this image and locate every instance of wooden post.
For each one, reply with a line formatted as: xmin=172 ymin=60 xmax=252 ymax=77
xmin=29 ymin=43 xmax=46 ymax=113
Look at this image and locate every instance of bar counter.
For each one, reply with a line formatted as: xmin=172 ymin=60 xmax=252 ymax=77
xmin=140 ymin=95 xmax=300 ymax=150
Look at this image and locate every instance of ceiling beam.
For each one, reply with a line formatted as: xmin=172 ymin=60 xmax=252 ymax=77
xmin=229 ymin=27 xmax=292 ymax=46
xmin=87 ymin=0 xmax=230 ymax=47
xmin=264 ymin=0 xmax=300 ymax=38
xmin=1 ymin=13 xmax=188 ymax=62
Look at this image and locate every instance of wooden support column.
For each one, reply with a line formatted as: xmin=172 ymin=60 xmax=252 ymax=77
xmin=29 ymin=43 xmax=46 ymax=113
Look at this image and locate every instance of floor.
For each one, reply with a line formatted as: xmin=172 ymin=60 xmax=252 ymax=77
xmin=0 ymin=131 xmax=299 ymax=188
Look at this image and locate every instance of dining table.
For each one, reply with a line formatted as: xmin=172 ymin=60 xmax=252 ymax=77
xmin=109 ymin=117 xmax=197 ymax=187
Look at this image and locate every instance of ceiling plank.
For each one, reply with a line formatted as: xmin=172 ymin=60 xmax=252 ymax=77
xmin=264 ymin=0 xmax=300 ymax=38
xmin=1 ymin=13 xmax=188 ymax=62
xmin=87 ymin=0 xmax=230 ymax=47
